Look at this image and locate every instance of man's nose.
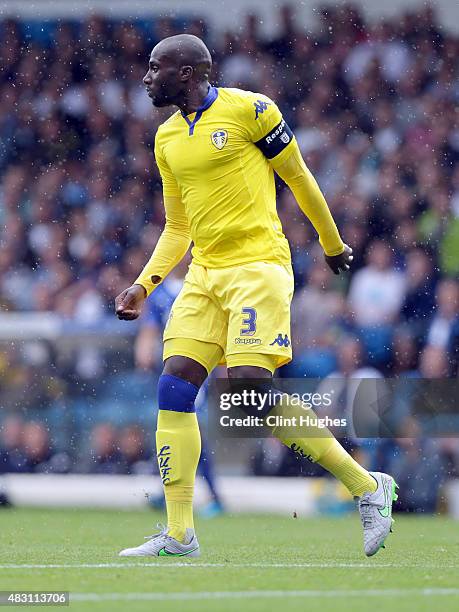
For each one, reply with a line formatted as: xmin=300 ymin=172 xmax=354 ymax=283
xmin=143 ymin=73 xmax=151 ymax=84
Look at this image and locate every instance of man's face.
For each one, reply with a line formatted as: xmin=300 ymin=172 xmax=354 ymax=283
xmin=143 ymin=48 xmax=183 ymax=107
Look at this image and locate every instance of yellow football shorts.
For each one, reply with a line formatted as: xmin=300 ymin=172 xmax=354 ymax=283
xmin=163 ymin=261 xmax=294 ymax=374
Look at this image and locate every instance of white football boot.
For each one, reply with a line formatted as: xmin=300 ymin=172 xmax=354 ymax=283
xmin=357 ymin=472 xmax=398 ymax=557
xmin=119 ymin=524 xmax=200 ymax=558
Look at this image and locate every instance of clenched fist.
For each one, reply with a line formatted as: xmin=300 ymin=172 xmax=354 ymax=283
xmin=115 ymin=284 xmax=147 ymax=320
xmin=324 ymin=244 xmax=353 ymax=275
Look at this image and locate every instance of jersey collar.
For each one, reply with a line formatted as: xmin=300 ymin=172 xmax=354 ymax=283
xmin=181 ymin=85 xmax=218 ymax=136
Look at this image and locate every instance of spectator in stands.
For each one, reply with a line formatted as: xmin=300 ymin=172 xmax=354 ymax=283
xmin=291 ymin=261 xmax=345 ymax=353
xmin=348 ymin=240 xmax=406 ymax=365
xmin=390 ymin=328 xmax=419 ymax=377
xmin=401 ymin=248 xmax=437 ymax=338
xmin=22 ymin=421 xmax=69 ymax=474
xmin=386 ymin=417 xmax=447 ymax=513
xmin=348 ymin=240 xmax=406 ymax=328
xmin=118 ymin=425 xmax=151 ymax=475
xmin=288 ymin=260 xmax=345 ymax=376
xmin=85 ymin=424 xmax=122 ymax=474
xmin=425 ymin=280 xmax=459 ymax=369
xmin=0 ymin=414 xmax=27 ymax=473
xmin=398 ymin=346 xmax=453 ymax=441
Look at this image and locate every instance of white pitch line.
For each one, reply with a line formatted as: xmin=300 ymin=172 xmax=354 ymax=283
xmin=0 ymin=562 xmax=456 ymax=570
xmin=70 ymin=588 xmax=459 ymax=601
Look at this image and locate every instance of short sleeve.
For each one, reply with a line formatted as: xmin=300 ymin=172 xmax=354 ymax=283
xmin=154 ymin=132 xmax=181 ymax=198
xmin=243 ymin=93 xmax=295 ymax=161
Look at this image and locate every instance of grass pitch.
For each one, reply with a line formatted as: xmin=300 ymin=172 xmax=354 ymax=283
xmin=0 ymin=508 xmax=458 ymax=612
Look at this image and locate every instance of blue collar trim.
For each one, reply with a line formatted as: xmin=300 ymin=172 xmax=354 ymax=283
xmin=181 ymin=86 xmax=218 ymax=136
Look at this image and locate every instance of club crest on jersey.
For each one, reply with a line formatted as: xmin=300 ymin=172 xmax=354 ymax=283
xmin=211 ymin=130 xmax=228 ymax=150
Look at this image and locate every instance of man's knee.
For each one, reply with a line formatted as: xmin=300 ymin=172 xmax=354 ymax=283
xmin=163 ymin=355 xmax=208 ymax=388
xmin=156 ymin=356 xmax=207 ymax=415
xmin=226 ymin=366 xmax=274 ymax=417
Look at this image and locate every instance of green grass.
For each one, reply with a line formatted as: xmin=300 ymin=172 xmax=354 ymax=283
xmin=0 ymin=508 xmax=458 ymax=611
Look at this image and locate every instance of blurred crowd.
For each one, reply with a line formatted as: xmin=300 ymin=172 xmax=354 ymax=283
xmin=0 ymin=414 xmax=151 ymax=475
xmin=1 ymin=4 xmax=459 ymax=510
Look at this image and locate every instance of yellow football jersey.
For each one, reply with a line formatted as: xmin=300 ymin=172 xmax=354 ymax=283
xmin=154 ymin=87 xmax=295 ymax=268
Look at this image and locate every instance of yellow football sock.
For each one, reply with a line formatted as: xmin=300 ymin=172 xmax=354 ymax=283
xmin=269 ymin=399 xmax=376 ymax=497
xmin=313 ymin=439 xmax=377 ymax=497
xmin=156 ymin=409 xmax=201 ymax=542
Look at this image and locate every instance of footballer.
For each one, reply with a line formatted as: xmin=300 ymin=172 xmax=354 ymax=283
xmin=115 ymin=34 xmax=398 ymax=558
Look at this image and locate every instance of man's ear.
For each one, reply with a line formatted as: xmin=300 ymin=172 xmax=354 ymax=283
xmin=180 ymin=65 xmax=193 ymax=81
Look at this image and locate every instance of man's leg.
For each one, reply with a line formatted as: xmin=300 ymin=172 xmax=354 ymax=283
xmin=227 ymin=361 xmax=398 ymax=556
xmin=119 ymin=340 xmax=224 ymax=557
xmin=226 ymin=363 xmax=377 ymax=497
xmin=220 ymin=259 xmax=396 ymax=556
xmin=156 ymin=264 xmax=226 ymax=542
xmin=157 ymin=338 xmax=224 ymax=538
xmin=154 ymin=356 xmax=206 ymax=543
xmin=119 ymin=354 xmax=205 ymax=557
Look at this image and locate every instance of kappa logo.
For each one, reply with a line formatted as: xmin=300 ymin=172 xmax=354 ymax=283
xmin=269 ymin=333 xmax=290 ymax=348
xmin=254 ymin=99 xmax=271 ymax=119
xmin=234 ymin=337 xmax=262 ymax=345
xmin=211 ymin=130 xmax=228 ymax=150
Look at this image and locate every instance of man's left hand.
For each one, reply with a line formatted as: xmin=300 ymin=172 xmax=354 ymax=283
xmin=324 ymin=244 xmax=353 ymax=275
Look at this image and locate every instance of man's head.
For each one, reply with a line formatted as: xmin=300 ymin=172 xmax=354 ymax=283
xmin=143 ymin=34 xmax=212 ymax=107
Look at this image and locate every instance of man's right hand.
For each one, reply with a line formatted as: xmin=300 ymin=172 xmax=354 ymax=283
xmin=115 ymin=284 xmax=147 ymax=320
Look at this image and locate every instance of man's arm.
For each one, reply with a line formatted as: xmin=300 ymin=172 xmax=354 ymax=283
xmin=270 ymin=141 xmax=343 ymax=254
xmin=115 ymin=195 xmax=191 ymax=320
xmin=134 ymin=195 xmax=191 ymax=295
xmin=115 ymin=134 xmax=191 ymax=320
xmin=244 ymin=93 xmax=352 ymax=274
xmin=271 ymin=141 xmax=353 ymax=274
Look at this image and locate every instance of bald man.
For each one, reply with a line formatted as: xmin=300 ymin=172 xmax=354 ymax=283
xmin=116 ymin=34 xmax=398 ymax=558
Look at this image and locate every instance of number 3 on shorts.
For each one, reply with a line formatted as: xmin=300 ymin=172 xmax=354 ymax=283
xmin=240 ymin=307 xmax=257 ymax=336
